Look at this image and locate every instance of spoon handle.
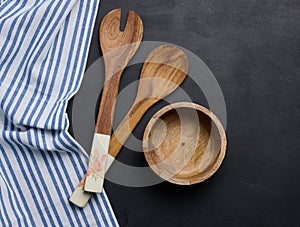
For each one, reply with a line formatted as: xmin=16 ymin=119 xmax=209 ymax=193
xmin=109 ymin=98 xmax=155 ymax=158
xmin=69 ymin=99 xmax=153 ymax=207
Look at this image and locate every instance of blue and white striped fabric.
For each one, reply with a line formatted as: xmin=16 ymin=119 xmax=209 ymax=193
xmin=0 ymin=0 xmax=118 ymax=226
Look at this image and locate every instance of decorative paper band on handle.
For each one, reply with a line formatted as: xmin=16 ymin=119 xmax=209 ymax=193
xmin=84 ymin=133 xmax=111 ymax=193
xmin=69 ymin=154 xmax=115 ymax=207
xmin=69 ymin=184 xmax=92 ymax=208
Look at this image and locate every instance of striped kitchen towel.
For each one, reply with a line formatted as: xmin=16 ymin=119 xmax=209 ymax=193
xmin=0 ymin=0 xmax=118 ymax=226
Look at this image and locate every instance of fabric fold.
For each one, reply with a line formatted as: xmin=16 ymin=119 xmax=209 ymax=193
xmin=0 ymin=0 xmax=119 ymax=226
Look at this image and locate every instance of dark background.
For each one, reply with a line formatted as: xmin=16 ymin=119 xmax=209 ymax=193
xmin=68 ymin=0 xmax=300 ymax=226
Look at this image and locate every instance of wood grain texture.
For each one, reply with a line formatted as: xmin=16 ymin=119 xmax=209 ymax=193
xmin=109 ymin=45 xmax=188 ymax=158
xmin=143 ymin=102 xmax=227 ymax=185
xmin=96 ymin=9 xmax=143 ymax=134
xmin=83 ymin=9 xmax=143 ymax=193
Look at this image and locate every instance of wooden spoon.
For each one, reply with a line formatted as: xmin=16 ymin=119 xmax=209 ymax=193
xmin=70 ymin=45 xmax=188 ymax=207
xmin=109 ymin=45 xmax=188 ymax=162
xmin=83 ymin=9 xmax=143 ymax=194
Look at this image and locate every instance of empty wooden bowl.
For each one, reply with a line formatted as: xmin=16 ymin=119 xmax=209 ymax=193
xmin=143 ymin=102 xmax=227 ymax=185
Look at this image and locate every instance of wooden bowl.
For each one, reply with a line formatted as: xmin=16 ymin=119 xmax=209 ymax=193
xmin=143 ymin=102 xmax=227 ymax=185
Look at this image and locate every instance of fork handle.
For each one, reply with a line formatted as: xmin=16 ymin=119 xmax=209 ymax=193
xmin=84 ymin=133 xmax=110 ymax=193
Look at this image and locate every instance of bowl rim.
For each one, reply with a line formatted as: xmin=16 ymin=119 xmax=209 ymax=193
xmin=143 ymin=102 xmax=227 ymax=185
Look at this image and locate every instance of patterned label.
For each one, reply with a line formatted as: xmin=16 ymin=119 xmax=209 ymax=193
xmin=84 ymin=134 xmax=110 ymax=193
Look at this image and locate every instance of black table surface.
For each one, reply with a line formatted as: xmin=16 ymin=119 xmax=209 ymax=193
xmin=68 ymin=0 xmax=300 ymax=226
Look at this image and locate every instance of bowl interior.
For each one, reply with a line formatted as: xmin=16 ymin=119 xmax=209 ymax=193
xmin=143 ymin=103 xmax=226 ymax=185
